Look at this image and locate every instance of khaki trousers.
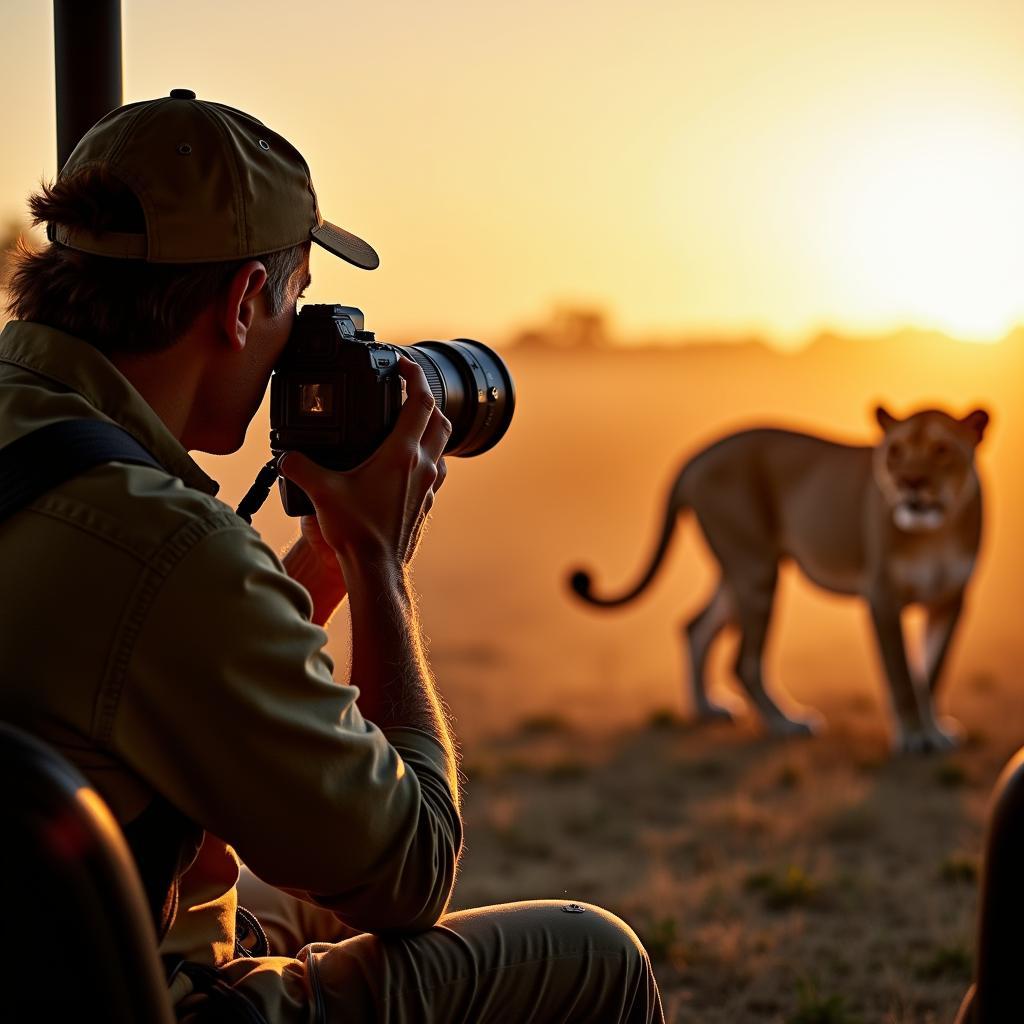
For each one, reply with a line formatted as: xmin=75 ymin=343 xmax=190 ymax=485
xmin=220 ymin=868 xmax=665 ymax=1023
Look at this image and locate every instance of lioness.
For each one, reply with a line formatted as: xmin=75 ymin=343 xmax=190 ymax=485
xmin=569 ymin=407 xmax=988 ymax=752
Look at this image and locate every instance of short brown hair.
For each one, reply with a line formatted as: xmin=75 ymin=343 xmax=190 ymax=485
xmin=6 ymin=168 xmax=309 ymax=354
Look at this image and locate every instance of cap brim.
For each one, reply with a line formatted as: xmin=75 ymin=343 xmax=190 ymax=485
xmin=311 ymin=220 xmax=380 ymax=270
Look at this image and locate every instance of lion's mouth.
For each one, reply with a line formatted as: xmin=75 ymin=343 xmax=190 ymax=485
xmin=894 ymin=499 xmax=945 ymax=532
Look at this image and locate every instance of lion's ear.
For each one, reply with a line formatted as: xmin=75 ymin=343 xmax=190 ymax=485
xmin=875 ymin=406 xmax=899 ymax=432
xmin=961 ymin=408 xmax=990 ymax=444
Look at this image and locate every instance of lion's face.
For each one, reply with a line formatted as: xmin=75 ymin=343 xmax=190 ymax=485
xmin=872 ymin=407 xmax=988 ymax=533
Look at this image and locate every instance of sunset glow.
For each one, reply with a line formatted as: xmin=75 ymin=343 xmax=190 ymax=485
xmin=4 ymin=1 xmax=1024 ymax=345
xmin=826 ymin=109 xmax=1024 ymax=341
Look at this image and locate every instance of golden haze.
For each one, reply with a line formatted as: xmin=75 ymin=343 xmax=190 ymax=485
xmin=4 ymin=0 xmax=1024 ymax=343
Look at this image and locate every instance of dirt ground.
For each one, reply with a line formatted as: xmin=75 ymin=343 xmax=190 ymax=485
xmin=450 ymin=678 xmax=1022 ymax=1024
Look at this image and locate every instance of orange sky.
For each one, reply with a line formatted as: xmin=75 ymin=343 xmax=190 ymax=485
xmin=5 ymin=0 xmax=1024 ymax=346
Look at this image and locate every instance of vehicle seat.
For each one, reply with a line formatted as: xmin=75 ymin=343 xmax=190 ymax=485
xmin=0 ymin=722 xmax=174 ymax=1023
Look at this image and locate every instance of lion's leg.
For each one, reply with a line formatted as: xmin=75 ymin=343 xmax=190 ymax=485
xmin=733 ymin=574 xmax=818 ymax=738
xmin=869 ymin=592 xmax=958 ymax=753
xmin=923 ymin=591 xmax=965 ymax=697
xmin=684 ymin=583 xmax=736 ymax=723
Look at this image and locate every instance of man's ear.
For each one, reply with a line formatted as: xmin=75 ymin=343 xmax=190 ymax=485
xmin=874 ymin=405 xmax=899 ymax=433
xmin=960 ymin=408 xmax=990 ymax=444
xmin=221 ymin=261 xmax=268 ymax=351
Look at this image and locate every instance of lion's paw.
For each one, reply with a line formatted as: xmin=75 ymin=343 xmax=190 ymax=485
xmin=694 ymin=701 xmax=736 ymax=725
xmin=894 ymin=717 xmax=963 ymax=755
xmin=767 ymin=711 xmax=823 ymax=739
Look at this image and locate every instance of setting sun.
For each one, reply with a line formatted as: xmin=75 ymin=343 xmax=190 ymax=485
xmin=828 ymin=108 xmax=1024 ymax=341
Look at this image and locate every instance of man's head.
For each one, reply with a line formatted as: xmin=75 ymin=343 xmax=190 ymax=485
xmin=5 ymin=90 xmax=377 ymax=453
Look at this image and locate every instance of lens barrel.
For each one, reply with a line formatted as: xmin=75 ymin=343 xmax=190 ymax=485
xmin=398 ymin=339 xmax=516 ymax=457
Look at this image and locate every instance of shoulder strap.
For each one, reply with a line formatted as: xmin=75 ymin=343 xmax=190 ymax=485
xmin=0 ymin=419 xmax=188 ymax=938
xmin=0 ymin=419 xmax=163 ymax=523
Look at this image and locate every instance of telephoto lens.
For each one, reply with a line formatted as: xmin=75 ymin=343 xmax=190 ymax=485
xmin=397 ymin=339 xmax=515 ymax=457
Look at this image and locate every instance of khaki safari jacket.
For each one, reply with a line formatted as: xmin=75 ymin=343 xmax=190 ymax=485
xmin=0 ymin=320 xmax=462 ymax=965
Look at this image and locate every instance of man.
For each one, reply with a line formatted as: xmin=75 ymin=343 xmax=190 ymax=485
xmin=1 ymin=90 xmax=663 ymax=1022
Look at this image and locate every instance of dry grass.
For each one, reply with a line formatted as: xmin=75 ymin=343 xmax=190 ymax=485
xmin=450 ymin=682 xmax=1024 ymax=1023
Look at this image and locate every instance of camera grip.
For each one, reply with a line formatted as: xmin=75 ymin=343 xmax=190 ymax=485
xmin=279 ymin=477 xmax=316 ymax=517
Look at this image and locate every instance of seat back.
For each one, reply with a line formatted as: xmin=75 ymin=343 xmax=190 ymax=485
xmin=0 ymin=723 xmax=174 ymax=1023
xmin=958 ymin=747 xmax=1024 ymax=1023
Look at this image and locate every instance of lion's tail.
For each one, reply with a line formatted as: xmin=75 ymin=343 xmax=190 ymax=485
xmin=568 ymin=473 xmax=688 ymax=608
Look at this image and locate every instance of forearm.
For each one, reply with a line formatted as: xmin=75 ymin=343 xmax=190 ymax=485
xmin=345 ymin=559 xmax=459 ymax=804
xmin=282 ymin=535 xmax=347 ymax=627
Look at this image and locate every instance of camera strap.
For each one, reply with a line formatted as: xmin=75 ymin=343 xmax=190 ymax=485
xmin=0 ymin=418 xmax=164 ymax=524
xmin=235 ymin=458 xmax=281 ymax=524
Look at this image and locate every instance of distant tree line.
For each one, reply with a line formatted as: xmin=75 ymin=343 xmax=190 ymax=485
xmin=510 ymin=305 xmax=612 ymax=350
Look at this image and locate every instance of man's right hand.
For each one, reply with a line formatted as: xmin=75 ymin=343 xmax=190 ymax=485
xmin=278 ymin=357 xmax=459 ymax=798
xmin=278 ymin=356 xmax=451 ymax=573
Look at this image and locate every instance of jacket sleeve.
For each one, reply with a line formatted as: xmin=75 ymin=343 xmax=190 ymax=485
xmin=110 ymin=520 xmax=462 ymax=934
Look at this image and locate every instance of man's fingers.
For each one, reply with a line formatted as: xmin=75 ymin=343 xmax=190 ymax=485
xmin=421 ymin=406 xmax=452 ymax=464
xmin=278 ymin=451 xmax=326 ymax=501
xmin=386 ymin=356 xmax=436 ymax=450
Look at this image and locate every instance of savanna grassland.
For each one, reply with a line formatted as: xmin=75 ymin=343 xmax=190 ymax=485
xmin=452 ymin=688 xmax=1018 ymax=1023
xmin=204 ymin=330 xmax=1024 ymax=1023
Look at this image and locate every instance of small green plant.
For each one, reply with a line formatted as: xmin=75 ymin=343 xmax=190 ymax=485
xmin=745 ymin=865 xmax=821 ymax=910
xmin=939 ymin=853 xmax=979 ymax=885
xmin=916 ymin=943 xmax=972 ymax=981
xmin=647 ymin=707 xmax=683 ymax=730
xmin=787 ymin=979 xmax=862 ymax=1024
xmin=935 ymin=760 xmax=969 ymax=788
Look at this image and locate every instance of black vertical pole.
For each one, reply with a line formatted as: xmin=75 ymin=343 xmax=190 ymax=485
xmin=53 ymin=0 xmax=123 ymax=171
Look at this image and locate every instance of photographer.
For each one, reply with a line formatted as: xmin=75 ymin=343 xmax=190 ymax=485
xmin=0 ymin=92 xmax=662 ymax=1022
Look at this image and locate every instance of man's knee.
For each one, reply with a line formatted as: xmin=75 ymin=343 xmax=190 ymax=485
xmin=474 ymin=900 xmax=660 ymax=1020
xmin=556 ymin=901 xmax=649 ymax=961
xmin=543 ymin=901 xmax=661 ymax=1021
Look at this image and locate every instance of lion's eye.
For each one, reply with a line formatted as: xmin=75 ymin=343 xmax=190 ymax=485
xmin=932 ymin=442 xmax=950 ymax=460
xmin=888 ymin=443 xmax=904 ymax=462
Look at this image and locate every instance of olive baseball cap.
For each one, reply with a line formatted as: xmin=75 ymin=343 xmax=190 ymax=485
xmin=48 ymin=88 xmax=379 ymax=270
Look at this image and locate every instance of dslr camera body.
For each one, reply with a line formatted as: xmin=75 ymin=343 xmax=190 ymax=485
xmin=270 ymin=304 xmax=515 ymax=516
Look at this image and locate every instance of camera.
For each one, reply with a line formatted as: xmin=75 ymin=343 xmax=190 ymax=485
xmin=270 ymin=304 xmax=516 ymax=516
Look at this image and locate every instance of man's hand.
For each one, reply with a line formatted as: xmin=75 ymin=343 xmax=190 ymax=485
xmin=279 ymin=356 xmax=450 ymax=574
xmin=281 ymin=516 xmax=348 ymax=627
xmin=277 ymin=356 xmax=459 ymax=802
